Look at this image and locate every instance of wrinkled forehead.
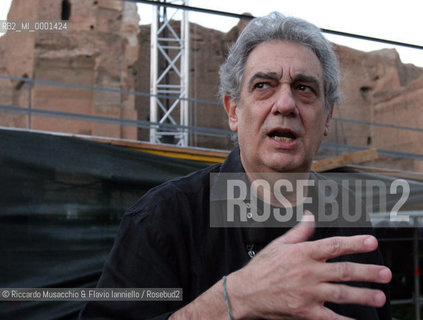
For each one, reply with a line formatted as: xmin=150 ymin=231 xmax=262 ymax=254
xmin=242 ymin=40 xmax=324 ymax=88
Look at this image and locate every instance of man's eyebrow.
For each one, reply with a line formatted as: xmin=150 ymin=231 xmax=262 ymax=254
xmin=291 ymin=73 xmax=322 ymax=95
xmin=247 ymin=71 xmax=281 ymax=89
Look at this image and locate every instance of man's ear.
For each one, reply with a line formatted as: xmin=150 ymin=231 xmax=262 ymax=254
xmin=324 ymin=106 xmax=334 ymax=137
xmin=224 ymin=95 xmax=238 ymax=132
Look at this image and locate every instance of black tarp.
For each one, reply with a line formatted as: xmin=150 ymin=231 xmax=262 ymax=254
xmin=0 ymin=128 xmax=207 ymax=320
xmin=1 ymin=128 xmax=423 ymax=319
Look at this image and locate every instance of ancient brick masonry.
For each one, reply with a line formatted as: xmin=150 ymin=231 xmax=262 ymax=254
xmin=332 ymin=45 xmax=423 ymax=170
xmin=1 ymin=2 xmax=423 ymax=170
xmin=0 ymin=0 xmax=140 ymax=139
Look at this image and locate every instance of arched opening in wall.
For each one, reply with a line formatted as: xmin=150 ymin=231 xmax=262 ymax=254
xmin=61 ymin=0 xmax=71 ymax=20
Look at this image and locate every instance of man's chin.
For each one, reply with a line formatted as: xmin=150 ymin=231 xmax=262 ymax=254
xmin=265 ymin=157 xmax=309 ymax=173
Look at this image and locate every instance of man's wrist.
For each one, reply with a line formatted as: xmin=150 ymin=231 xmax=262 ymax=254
xmin=170 ymin=278 xmax=232 ymax=319
xmin=224 ymin=271 xmax=256 ymax=320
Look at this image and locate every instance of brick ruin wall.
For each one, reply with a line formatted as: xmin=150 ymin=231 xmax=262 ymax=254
xmin=1 ymin=1 xmax=423 ymax=170
xmin=0 ymin=0 xmax=140 ymax=139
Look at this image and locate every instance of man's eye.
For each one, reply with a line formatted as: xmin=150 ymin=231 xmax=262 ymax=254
xmin=297 ymin=84 xmax=310 ymax=91
xmin=294 ymin=84 xmax=318 ymax=96
xmin=254 ymin=82 xmax=270 ymax=89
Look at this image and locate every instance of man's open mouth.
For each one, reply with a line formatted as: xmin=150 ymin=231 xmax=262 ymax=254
xmin=268 ymin=129 xmax=297 ymax=143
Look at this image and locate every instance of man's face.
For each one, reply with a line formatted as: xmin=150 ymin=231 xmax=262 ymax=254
xmin=225 ymin=40 xmax=333 ymax=173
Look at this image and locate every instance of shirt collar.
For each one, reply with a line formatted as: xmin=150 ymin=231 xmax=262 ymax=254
xmin=219 ymin=145 xmax=245 ymax=174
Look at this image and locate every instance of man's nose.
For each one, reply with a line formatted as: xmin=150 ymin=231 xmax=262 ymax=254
xmin=271 ymin=85 xmax=298 ymax=116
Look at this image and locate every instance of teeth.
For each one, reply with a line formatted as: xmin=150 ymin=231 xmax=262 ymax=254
xmin=273 ymin=136 xmax=294 ymax=143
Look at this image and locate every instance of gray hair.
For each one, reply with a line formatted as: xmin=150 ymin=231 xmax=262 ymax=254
xmin=219 ymin=12 xmax=341 ymax=110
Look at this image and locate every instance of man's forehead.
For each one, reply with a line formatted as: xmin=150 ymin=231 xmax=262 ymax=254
xmin=242 ymin=40 xmax=324 ymax=84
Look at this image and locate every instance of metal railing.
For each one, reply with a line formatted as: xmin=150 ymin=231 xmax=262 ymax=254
xmin=0 ymin=75 xmax=234 ymax=145
xmin=2 ymin=74 xmax=423 ymax=161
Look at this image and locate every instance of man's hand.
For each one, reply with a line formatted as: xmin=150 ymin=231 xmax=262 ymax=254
xmin=227 ymin=210 xmax=392 ymax=320
xmin=170 ymin=211 xmax=391 ymax=320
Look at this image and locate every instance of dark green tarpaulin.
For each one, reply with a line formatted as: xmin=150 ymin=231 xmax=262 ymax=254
xmin=1 ymin=128 xmax=422 ymax=319
xmin=0 ymin=128 xmax=207 ymax=320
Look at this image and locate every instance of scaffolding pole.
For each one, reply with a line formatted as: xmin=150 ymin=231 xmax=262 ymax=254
xmin=150 ymin=0 xmax=190 ymax=146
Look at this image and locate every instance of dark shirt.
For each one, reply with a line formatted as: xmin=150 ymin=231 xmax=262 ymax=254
xmin=80 ymin=147 xmax=391 ymax=319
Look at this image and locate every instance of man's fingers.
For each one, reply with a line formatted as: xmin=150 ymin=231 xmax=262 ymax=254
xmin=317 ymin=283 xmax=387 ymax=307
xmin=306 ymin=305 xmax=355 ymax=320
xmin=309 ymin=235 xmax=378 ymax=260
xmin=279 ymin=210 xmax=315 ymax=245
xmin=323 ymin=261 xmax=392 ymax=283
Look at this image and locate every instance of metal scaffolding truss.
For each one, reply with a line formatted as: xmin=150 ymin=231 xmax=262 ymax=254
xmin=150 ymin=0 xmax=190 ymax=146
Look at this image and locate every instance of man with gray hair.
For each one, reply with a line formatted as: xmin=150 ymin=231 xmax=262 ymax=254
xmin=80 ymin=12 xmax=391 ymax=320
